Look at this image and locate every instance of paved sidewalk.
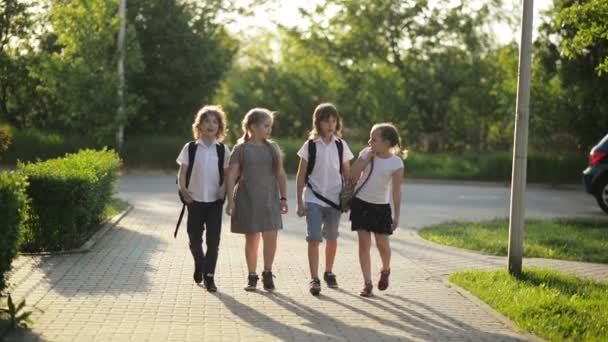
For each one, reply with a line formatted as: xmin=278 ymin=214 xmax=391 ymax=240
xmin=3 ymin=177 xmax=607 ymax=341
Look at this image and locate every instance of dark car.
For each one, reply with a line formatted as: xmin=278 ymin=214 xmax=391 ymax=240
xmin=583 ymin=133 xmax=608 ymax=214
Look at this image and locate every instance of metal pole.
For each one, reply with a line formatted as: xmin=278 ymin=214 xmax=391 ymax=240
xmin=116 ymin=0 xmax=126 ymax=151
xmin=508 ymin=0 xmax=534 ymax=277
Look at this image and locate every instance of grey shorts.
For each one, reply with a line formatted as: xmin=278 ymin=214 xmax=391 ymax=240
xmin=305 ymin=202 xmax=342 ymax=242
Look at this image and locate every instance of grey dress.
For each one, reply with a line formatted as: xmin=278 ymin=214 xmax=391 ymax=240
xmin=230 ymin=142 xmax=283 ymax=233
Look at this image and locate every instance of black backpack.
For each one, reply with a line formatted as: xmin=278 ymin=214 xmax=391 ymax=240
xmin=174 ymin=141 xmax=225 ymax=237
xmin=305 ymin=138 xmax=344 ymax=210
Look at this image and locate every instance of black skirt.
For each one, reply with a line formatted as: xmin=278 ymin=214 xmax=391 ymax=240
xmin=349 ymin=197 xmax=393 ymax=235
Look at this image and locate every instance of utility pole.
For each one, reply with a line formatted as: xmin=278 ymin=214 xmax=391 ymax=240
xmin=116 ymin=0 xmax=127 ymax=151
xmin=508 ymin=0 xmax=534 ymax=277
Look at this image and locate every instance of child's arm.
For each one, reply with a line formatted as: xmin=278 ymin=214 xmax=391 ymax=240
xmin=225 ymin=162 xmax=241 ymax=216
xmin=349 ymin=149 xmax=374 ymax=183
xmin=341 ymin=161 xmax=351 ymax=184
xmin=391 ymin=169 xmax=403 ymax=230
xmin=276 ymin=152 xmax=289 ymax=214
xmin=296 ymin=158 xmax=307 ymax=216
xmin=177 ymin=164 xmax=193 ymax=204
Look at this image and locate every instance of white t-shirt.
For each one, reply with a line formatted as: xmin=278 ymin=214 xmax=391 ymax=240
xmin=354 ymin=147 xmax=404 ymax=204
xmin=176 ymin=139 xmax=231 ymax=202
xmin=297 ymin=136 xmax=354 ymax=207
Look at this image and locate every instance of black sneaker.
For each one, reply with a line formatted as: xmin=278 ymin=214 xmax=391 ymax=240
xmin=244 ymin=274 xmax=259 ymax=291
xmin=204 ymin=275 xmax=217 ymax=292
xmin=193 ymin=265 xmax=203 ymax=284
xmin=309 ymin=278 xmax=321 ymax=296
xmin=323 ymin=272 xmax=338 ymax=288
xmin=262 ymin=270 xmax=275 ymax=291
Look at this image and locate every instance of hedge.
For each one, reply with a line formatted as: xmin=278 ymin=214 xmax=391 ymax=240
xmin=0 ymin=172 xmax=28 ymax=293
xmin=18 ymin=149 xmax=122 ymax=252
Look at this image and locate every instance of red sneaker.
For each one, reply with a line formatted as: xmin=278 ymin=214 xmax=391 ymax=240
xmin=378 ymin=269 xmax=390 ymax=291
xmin=360 ymin=281 xmax=373 ymax=297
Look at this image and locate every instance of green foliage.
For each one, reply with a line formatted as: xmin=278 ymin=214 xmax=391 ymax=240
xmin=0 ymin=294 xmax=32 ymax=330
xmin=450 ymin=268 xmax=608 ymax=341
xmin=558 ymin=0 xmax=608 ymax=75
xmin=420 ymin=218 xmax=608 ymax=263
xmin=1 ymin=127 xmax=99 ymax=166
xmin=0 ymin=125 xmax=12 ymax=154
xmin=535 ymin=0 xmax=608 ymax=150
xmin=18 ymin=149 xmax=122 ymax=252
xmin=0 ymin=172 xmax=28 ymax=293
xmin=126 ymin=0 xmax=238 ymax=135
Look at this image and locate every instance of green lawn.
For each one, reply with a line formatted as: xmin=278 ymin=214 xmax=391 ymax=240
xmin=419 ymin=218 xmax=608 ymax=263
xmin=450 ymin=268 xmax=608 ymax=342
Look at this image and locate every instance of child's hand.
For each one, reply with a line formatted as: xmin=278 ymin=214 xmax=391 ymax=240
xmin=280 ymin=199 xmax=289 ymax=214
xmin=181 ymin=190 xmax=193 ymax=205
xmin=296 ymin=201 xmax=306 ymax=217
xmin=225 ymin=202 xmax=233 ymax=216
xmin=391 ymin=219 xmax=399 ymax=232
xmin=217 ymin=184 xmax=226 ymax=199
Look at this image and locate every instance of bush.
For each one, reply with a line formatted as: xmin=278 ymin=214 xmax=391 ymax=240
xmin=1 ymin=128 xmax=99 ymax=167
xmin=0 ymin=172 xmax=28 ymax=293
xmin=18 ymin=149 xmax=122 ymax=252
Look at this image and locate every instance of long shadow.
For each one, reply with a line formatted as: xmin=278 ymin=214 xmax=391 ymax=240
xmin=33 ymin=219 xmax=167 ymax=298
xmin=382 ymin=293 xmax=529 ymax=340
xmin=265 ymin=291 xmax=525 ymax=341
xmin=219 ymin=291 xmax=405 ymax=341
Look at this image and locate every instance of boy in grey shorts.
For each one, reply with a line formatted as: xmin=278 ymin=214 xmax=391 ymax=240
xmin=296 ymin=103 xmax=354 ymax=296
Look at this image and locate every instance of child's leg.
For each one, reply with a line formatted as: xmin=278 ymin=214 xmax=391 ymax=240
xmin=245 ymin=232 xmax=260 ymax=273
xmin=308 ymin=241 xmax=320 ymax=279
xmin=203 ymin=201 xmax=223 ymax=276
xmin=187 ymin=202 xmax=206 ymax=270
xmin=374 ymin=233 xmax=391 ymax=272
xmin=325 ymin=240 xmax=337 ymax=272
xmin=305 ymin=203 xmax=323 ymax=278
xmin=357 ymin=230 xmax=372 ymax=282
xmin=262 ymin=230 xmax=278 ymax=271
xmin=322 ymin=207 xmax=341 ymax=273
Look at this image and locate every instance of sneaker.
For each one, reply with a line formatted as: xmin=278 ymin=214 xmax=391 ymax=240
xmin=204 ymin=275 xmax=217 ymax=292
xmin=360 ymin=281 xmax=373 ymax=297
xmin=262 ymin=270 xmax=275 ymax=291
xmin=378 ymin=269 xmax=390 ymax=291
xmin=193 ymin=265 xmax=203 ymax=284
xmin=244 ymin=274 xmax=259 ymax=291
xmin=309 ymin=278 xmax=321 ymax=296
xmin=323 ymin=272 xmax=338 ymax=288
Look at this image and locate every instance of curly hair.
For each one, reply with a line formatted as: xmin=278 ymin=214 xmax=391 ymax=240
xmin=192 ymin=105 xmax=227 ymax=140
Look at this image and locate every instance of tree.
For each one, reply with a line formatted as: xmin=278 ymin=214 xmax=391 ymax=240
xmin=0 ymin=0 xmax=32 ymax=124
xmin=535 ymin=0 xmax=608 ymax=150
xmin=127 ymin=0 xmax=238 ymax=135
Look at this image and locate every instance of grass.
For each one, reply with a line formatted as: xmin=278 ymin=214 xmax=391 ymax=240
xmin=419 ymin=218 xmax=608 ymax=263
xmin=103 ymin=197 xmax=130 ymax=219
xmin=450 ymin=268 xmax=608 ymax=341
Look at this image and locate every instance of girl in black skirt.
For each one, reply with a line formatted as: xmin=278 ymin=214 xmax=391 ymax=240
xmin=349 ymin=123 xmax=404 ymax=297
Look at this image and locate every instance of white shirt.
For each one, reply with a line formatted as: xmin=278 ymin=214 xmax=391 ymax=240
xmin=355 ymin=147 xmax=404 ymax=204
xmin=297 ymin=136 xmax=354 ymax=207
xmin=176 ymin=139 xmax=231 ymax=202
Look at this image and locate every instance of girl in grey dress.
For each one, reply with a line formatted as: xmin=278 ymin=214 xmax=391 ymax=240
xmin=225 ymin=108 xmax=288 ymax=291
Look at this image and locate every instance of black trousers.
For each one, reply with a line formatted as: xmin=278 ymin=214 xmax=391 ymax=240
xmin=187 ymin=200 xmax=223 ymax=276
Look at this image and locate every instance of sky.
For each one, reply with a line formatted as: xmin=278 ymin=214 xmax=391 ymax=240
xmin=227 ymin=0 xmax=555 ymax=45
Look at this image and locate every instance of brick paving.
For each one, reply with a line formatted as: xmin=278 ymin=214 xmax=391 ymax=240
xmin=3 ymin=176 xmax=606 ymax=341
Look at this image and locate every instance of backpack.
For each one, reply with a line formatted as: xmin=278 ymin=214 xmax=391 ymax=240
xmin=305 ymin=138 xmax=344 ymax=211
xmin=305 ymin=139 xmax=374 ymax=212
xmin=174 ymin=141 xmax=225 ymax=237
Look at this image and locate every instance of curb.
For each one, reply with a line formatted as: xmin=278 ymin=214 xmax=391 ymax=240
xmin=445 ymin=280 xmax=545 ymax=342
xmin=19 ymin=205 xmax=134 ymax=256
